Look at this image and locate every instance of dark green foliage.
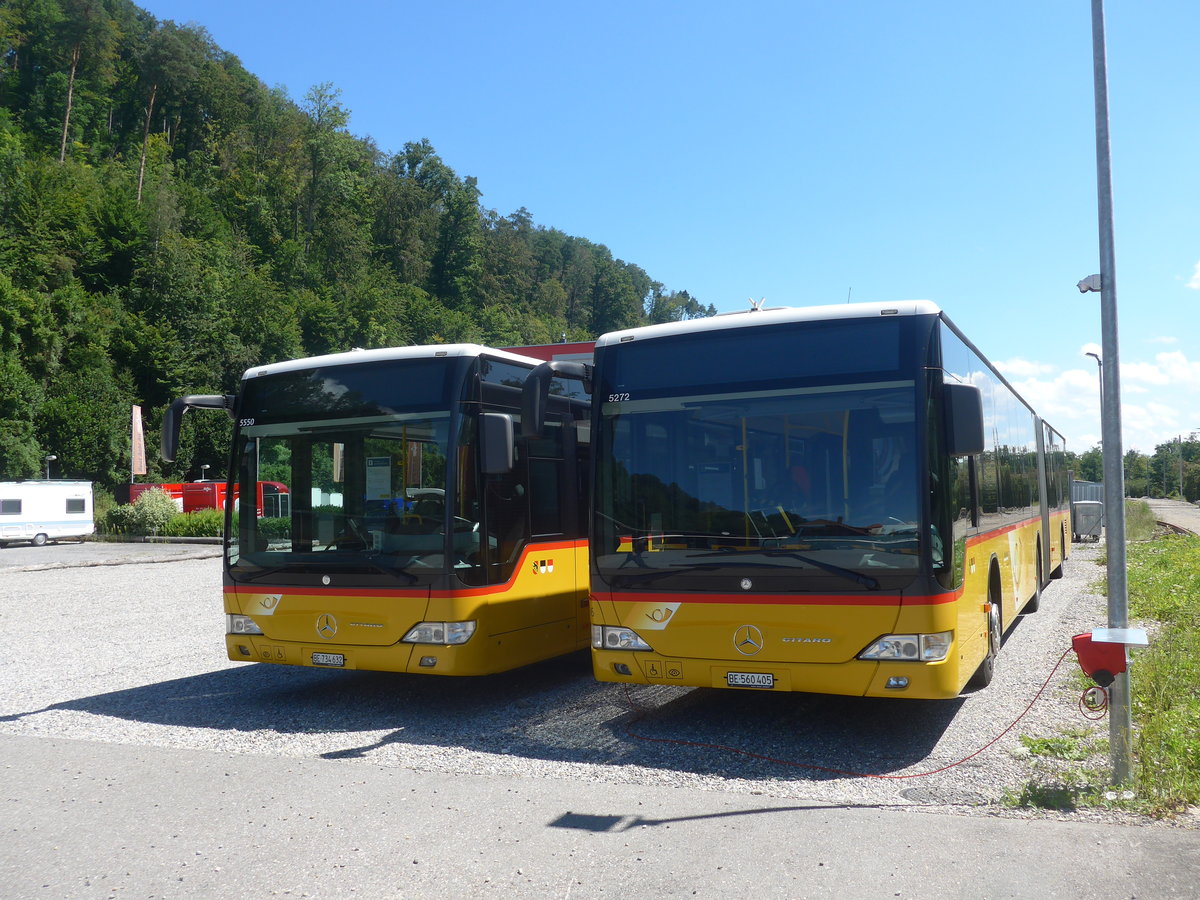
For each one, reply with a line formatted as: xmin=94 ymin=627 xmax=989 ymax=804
xmin=0 ymin=0 xmax=708 ymax=494
xmin=161 ymin=507 xmax=222 ymax=537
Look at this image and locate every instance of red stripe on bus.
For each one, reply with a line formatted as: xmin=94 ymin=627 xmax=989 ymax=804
xmin=228 ymin=539 xmax=585 ymax=599
xmin=591 ymin=590 xmax=961 ymax=607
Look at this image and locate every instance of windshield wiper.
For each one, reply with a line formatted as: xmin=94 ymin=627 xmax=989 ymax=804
xmin=236 ymin=558 xmax=417 ymax=584
xmin=329 ymin=556 xmax=419 ymax=583
xmin=687 ymin=550 xmax=880 ymax=590
xmin=610 ymin=568 xmax=684 ymax=588
xmin=235 ymin=562 xmax=314 ymax=582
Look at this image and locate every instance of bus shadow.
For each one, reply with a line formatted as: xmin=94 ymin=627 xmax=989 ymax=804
xmin=590 ymin=686 xmax=962 ymax=780
xmin=5 ymin=652 xmax=962 ymax=783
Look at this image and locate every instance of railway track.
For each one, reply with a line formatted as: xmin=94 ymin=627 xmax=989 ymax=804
xmin=1156 ymin=519 xmax=1197 ymax=536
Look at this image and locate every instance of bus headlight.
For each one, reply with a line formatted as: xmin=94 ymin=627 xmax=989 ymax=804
xmin=402 ymin=621 xmax=477 ymax=645
xmin=592 ymin=625 xmax=653 ymax=651
xmin=859 ymin=631 xmax=952 ymax=662
xmin=227 ymin=614 xmax=263 ymax=635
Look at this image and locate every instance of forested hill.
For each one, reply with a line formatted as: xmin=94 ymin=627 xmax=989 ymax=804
xmin=0 ymin=0 xmax=714 ymax=489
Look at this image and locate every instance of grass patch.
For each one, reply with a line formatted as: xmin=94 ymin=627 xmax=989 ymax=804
xmin=1006 ymin=727 xmax=1110 ymax=811
xmin=1004 ymin=768 xmax=1113 ymax=811
xmin=1123 ymin=499 xmax=1158 ymax=542
xmin=1125 ymin=535 xmax=1200 ymax=817
xmin=1020 ymin=732 xmax=1094 ymax=762
xmin=1016 ymin=525 xmax=1200 ymax=819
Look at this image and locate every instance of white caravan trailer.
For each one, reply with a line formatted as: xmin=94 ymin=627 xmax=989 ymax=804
xmin=0 ymin=481 xmax=95 ymax=547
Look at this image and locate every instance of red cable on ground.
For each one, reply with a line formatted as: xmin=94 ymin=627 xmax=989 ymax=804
xmin=620 ymin=645 xmax=1078 ymax=780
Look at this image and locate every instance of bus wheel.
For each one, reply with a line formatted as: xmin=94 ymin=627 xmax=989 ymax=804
xmin=32 ymin=533 xmax=48 ymax=547
xmin=969 ymin=597 xmax=1001 ymax=690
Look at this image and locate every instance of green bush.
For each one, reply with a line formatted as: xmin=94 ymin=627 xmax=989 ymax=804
xmin=131 ymin=488 xmax=179 ymax=533
xmin=101 ymin=503 xmax=138 ymax=534
xmin=99 ymin=490 xmax=184 ymax=535
xmin=92 ymin=488 xmax=118 ymax=526
xmin=258 ymin=517 xmax=291 ymax=539
xmin=162 ymin=508 xmax=224 ymax=537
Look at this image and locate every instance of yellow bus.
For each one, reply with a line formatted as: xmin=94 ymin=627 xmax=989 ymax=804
xmin=162 ymin=344 xmax=591 ymax=675
xmin=524 ymin=301 xmax=1070 ymax=698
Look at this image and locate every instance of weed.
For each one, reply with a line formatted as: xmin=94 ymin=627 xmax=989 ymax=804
xmin=1020 ymin=734 xmax=1092 ymax=761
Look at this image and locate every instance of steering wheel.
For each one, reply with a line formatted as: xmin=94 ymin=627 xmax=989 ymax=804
xmin=324 ymin=516 xmax=368 ymax=550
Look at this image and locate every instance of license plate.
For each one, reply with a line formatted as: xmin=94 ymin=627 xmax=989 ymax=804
xmin=727 ymin=671 xmax=774 ymax=688
xmin=311 ymin=652 xmax=345 ymax=667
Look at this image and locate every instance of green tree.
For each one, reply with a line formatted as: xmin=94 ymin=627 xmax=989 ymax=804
xmin=429 ymin=177 xmax=483 ymax=308
xmin=55 ymin=0 xmax=116 ymax=162
xmin=0 ymin=0 xmax=702 ymax=499
xmin=1123 ymin=449 xmax=1150 ymax=498
xmin=0 ymin=351 xmax=44 ymax=478
xmin=136 ymin=21 xmax=204 ymax=203
xmin=1076 ymin=445 xmax=1103 ymax=482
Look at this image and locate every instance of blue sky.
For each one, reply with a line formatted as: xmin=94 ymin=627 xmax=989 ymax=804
xmin=140 ymin=0 xmax=1199 ymax=456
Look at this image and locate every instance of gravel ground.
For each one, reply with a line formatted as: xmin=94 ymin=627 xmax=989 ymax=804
xmin=0 ymin=542 xmax=1184 ymax=828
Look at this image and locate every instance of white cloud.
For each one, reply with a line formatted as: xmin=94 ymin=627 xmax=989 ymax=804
xmin=1154 ymin=351 xmax=1200 ymax=389
xmin=1001 ymin=349 xmax=1200 ymax=454
xmin=1148 ymin=335 xmax=1179 ymax=345
xmin=995 ymin=357 xmax=1056 ymax=378
xmin=1188 ymin=260 xmax=1200 ymax=290
xmin=1122 ymin=361 xmax=1172 ymax=386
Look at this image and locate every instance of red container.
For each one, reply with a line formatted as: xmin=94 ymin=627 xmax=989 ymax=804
xmin=1071 ymin=632 xmax=1127 ymax=687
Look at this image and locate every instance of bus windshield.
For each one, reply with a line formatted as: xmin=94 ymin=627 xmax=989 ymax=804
xmin=593 ymin=320 xmax=924 ymax=593
xmin=228 ymin=358 xmax=485 ymax=584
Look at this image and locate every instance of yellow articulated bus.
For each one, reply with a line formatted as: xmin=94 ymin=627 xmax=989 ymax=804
xmin=161 ymin=344 xmax=590 ymax=675
xmin=524 ymin=300 xmax=1070 ymax=699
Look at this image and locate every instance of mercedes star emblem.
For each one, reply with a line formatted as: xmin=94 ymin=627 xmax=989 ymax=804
xmin=733 ymin=624 xmax=764 ymax=656
xmin=316 ymin=613 xmax=338 ymax=640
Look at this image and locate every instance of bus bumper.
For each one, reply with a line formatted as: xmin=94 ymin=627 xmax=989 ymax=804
xmin=591 ymin=649 xmax=963 ymax=699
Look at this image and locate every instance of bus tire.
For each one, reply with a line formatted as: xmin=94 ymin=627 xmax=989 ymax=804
xmin=968 ymin=589 xmax=1001 ymax=690
xmin=32 ymin=533 xmax=48 ymax=547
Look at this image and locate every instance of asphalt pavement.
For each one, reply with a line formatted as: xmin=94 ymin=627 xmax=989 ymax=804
xmin=0 ymin=537 xmax=221 ymax=571
xmin=2 ymin=533 xmax=1197 ymax=898
xmin=1144 ymin=497 xmax=1200 ymax=535
xmin=4 ymin=733 xmax=1198 ymax=899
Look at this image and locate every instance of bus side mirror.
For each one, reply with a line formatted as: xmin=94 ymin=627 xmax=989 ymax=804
xmin=521 ymin=360 xmax=592 ymax=439
xmin=945 ymin=383 xmax=984 ymax=456
xmin=481 ymin=412 xmax=515 ymax=475
xmin=161 ymin=394 xmax=235 ymax=462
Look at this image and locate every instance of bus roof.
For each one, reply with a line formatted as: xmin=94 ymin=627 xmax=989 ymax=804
xmin=241 ymin=344 xmax=544 ymax=380
xmin=594 ymin=300 xmax=942 ymax=348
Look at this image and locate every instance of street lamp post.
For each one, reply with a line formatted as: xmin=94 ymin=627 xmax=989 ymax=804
xmin=1084 ymin=0 xmax=1133 ymax=786
xmin=43 ymin=454 xmax=57 ymax=479
xmin=1178 ymin=435 xmax=1184 ymax=499
xmin=200 ymin=464 xmax=211 ymax=482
